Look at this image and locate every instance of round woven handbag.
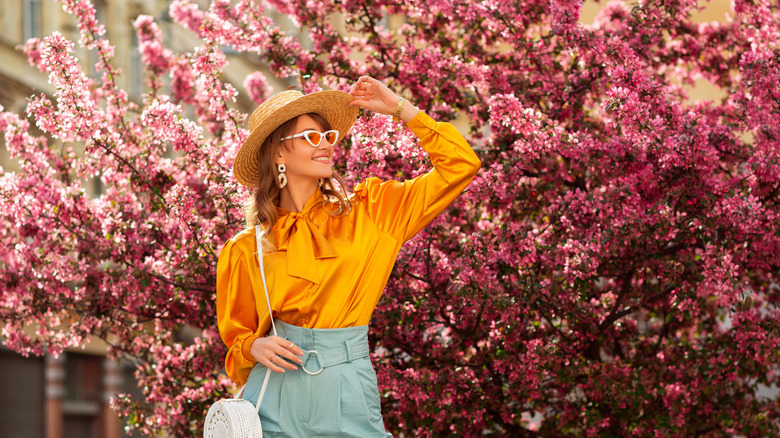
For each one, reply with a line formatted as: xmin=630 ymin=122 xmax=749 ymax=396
xmin=204 ymin=225 xmax=279 ymax=438
xmin=203 ymin=397 xmax=263 ymax=438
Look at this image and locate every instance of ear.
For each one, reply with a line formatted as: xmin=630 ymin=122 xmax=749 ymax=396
xmin=274 ymin=146 xmax=286 ymax=166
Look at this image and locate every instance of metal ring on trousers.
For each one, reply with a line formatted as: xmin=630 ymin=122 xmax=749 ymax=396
xmin=301 ymin=350 xmax=323 ymax=375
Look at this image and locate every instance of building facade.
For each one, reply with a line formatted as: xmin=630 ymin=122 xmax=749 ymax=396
xmin=0 ymin=1 xmax=291 ymax=437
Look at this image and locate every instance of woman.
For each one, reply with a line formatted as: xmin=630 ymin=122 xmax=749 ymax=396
xmin=216 ymin=76 xmax=480 ymax=437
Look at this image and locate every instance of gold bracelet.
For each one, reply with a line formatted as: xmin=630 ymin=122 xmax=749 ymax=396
xmin=393 ymin=97 xmax=405 ymax=122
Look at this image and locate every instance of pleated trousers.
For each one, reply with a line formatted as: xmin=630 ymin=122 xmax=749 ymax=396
xmin=241 ymin=320 xmax=392 ymax=437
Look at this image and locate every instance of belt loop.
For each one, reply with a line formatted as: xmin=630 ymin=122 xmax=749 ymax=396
xmin=344 ymin=340 xmax=353 ymax=363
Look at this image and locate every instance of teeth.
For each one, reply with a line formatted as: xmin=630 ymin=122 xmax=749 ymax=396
xmin=313 ymin=157 xmax=329 ymax=161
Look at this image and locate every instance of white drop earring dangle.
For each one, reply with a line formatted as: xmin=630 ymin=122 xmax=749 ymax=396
xmin=277 ymin=164 xmax=287 ymax=188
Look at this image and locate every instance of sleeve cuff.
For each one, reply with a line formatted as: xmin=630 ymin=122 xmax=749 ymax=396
xmin=241 ymin=333 xmax=261 ymax=362
xmin=406 ymin=111 xmax=437 ymax=138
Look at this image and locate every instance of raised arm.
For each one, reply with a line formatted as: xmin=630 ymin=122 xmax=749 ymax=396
xmin=349 ymin=76 xmax=481 ymax=242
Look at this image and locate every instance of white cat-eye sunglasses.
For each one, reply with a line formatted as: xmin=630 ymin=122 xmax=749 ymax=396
xmin=281 ymin=129 xmax=340 ymax=147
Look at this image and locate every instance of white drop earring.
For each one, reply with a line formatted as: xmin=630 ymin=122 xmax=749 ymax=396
xmin=277 ymin=164 xmax=287 ymax=188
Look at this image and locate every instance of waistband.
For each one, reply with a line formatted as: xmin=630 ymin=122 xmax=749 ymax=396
xmin=274 ymin=319 xmax=370 ymax=375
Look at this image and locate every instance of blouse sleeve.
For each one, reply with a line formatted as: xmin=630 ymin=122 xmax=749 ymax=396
xmin=216 ymin=237 xmax=265 ymax=386
xmin=353 ymin=111 xmax=481 ymax=242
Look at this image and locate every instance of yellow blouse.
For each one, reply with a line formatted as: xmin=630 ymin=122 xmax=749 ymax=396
xmin=216 ymin=111 xmax=481 ymax=385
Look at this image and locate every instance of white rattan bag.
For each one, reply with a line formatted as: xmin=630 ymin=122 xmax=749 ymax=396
xmin=203 ymin=225 xmax=277 ymax=438
xmin=203 ymin=391 xmax=264 ymax=438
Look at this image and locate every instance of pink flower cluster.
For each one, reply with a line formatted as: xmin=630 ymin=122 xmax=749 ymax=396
xmin=2 ymin=0 xmax=780 ymax=436
xmin=134 ymin=15 xmax=172 ymax=92
xmin=243 ymin=71 xmax=272 ymax=105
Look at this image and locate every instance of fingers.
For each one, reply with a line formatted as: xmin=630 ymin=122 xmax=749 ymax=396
xmin=349 ymin=76 xmax=400 ymax=115
xmin=349 ymin=76 xmax=372 ymax=103
xmin=349 ymin=75 xmax=371 ymax=92
xmin=262 ymin=336 xmax=304 ymax=373
xmin=264 ymin=351 xmax=286 ymax=373
xmin=274 ymin=337 xmax=304 ymax=364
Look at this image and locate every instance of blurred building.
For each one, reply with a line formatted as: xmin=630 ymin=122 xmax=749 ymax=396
xmin=0 ymin=1 xmax=291 ymax=437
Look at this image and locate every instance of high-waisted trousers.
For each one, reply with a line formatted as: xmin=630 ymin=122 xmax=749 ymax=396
xmin=241 ymin=320 xmax=392 ymax=437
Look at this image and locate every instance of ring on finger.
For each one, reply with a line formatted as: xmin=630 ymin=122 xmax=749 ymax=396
xmin=288 ymin=342 xmax=294 ymax=350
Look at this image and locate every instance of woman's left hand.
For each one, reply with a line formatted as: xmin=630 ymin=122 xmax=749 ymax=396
xmin=349 ymin=76 xmax=417 ymax=121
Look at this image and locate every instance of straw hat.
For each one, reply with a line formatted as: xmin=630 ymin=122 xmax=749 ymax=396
xmin=233 ymin=89 xmax=359 ymax=187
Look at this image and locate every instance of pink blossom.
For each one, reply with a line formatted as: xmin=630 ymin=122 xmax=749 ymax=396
xmin=243 ymin=71 xmax=272 ymax=104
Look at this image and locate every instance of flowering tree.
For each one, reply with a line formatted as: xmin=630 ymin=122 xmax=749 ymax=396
xmin=2 ymin=0 xmax=780 ymax=436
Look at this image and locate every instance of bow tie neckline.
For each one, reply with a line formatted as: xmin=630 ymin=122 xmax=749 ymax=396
xmin=271 ymin=190 xmax=338 ymax=284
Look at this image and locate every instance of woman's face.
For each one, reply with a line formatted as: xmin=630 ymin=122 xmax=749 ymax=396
xmin=276 ymin=114 xmax=335 ymax=184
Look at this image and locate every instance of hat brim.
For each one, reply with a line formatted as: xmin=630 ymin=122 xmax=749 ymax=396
xmin=233 ymin=90 xmax=360 ymax=187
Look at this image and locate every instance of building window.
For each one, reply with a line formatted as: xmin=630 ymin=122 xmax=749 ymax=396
xmin=122 ymin=362 xmax=147 ymax=438
xmin=63 ymin=353 xmax=104 ymax=438
xmin=88 ymin=0 xmax=107 ymax=79
xmin=0 ymin=349 xmax=45 ymax=438
xmin=130 ymin=31 xmax=143 ymax=99
xmin=22 ymin=0 xmax=42 ymax=41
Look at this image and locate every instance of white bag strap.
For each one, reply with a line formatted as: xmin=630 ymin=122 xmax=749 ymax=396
xmin=256 ymin=224 xmax=277 ymax=338
xmin=253 ymin=224 xmax=275 ymax=414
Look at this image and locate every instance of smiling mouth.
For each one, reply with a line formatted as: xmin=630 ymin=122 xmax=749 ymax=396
xmin=312 ymin=157 xmax=330 ymax=162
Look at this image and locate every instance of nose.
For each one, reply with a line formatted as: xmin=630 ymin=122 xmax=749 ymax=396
xmin=318 ymin=139 xmax=334 ymax=149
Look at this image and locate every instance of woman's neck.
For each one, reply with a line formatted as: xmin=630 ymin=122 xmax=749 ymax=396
xmin=278 ymin=178 xmax=319 ymax=212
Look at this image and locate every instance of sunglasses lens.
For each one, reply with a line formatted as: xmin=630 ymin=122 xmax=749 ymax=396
xmin=325 ymin=131 xmax=338 ymax=144
xmin=305 ymin=131 xmax=322 ymax=146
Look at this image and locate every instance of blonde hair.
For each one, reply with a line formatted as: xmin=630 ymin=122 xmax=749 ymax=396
xmin=243 ymin=113 xmax=352 ymax=249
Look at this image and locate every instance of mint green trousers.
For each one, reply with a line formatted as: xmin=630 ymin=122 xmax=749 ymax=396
xmin=242 ymin=320 xmax=392 ymax=437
